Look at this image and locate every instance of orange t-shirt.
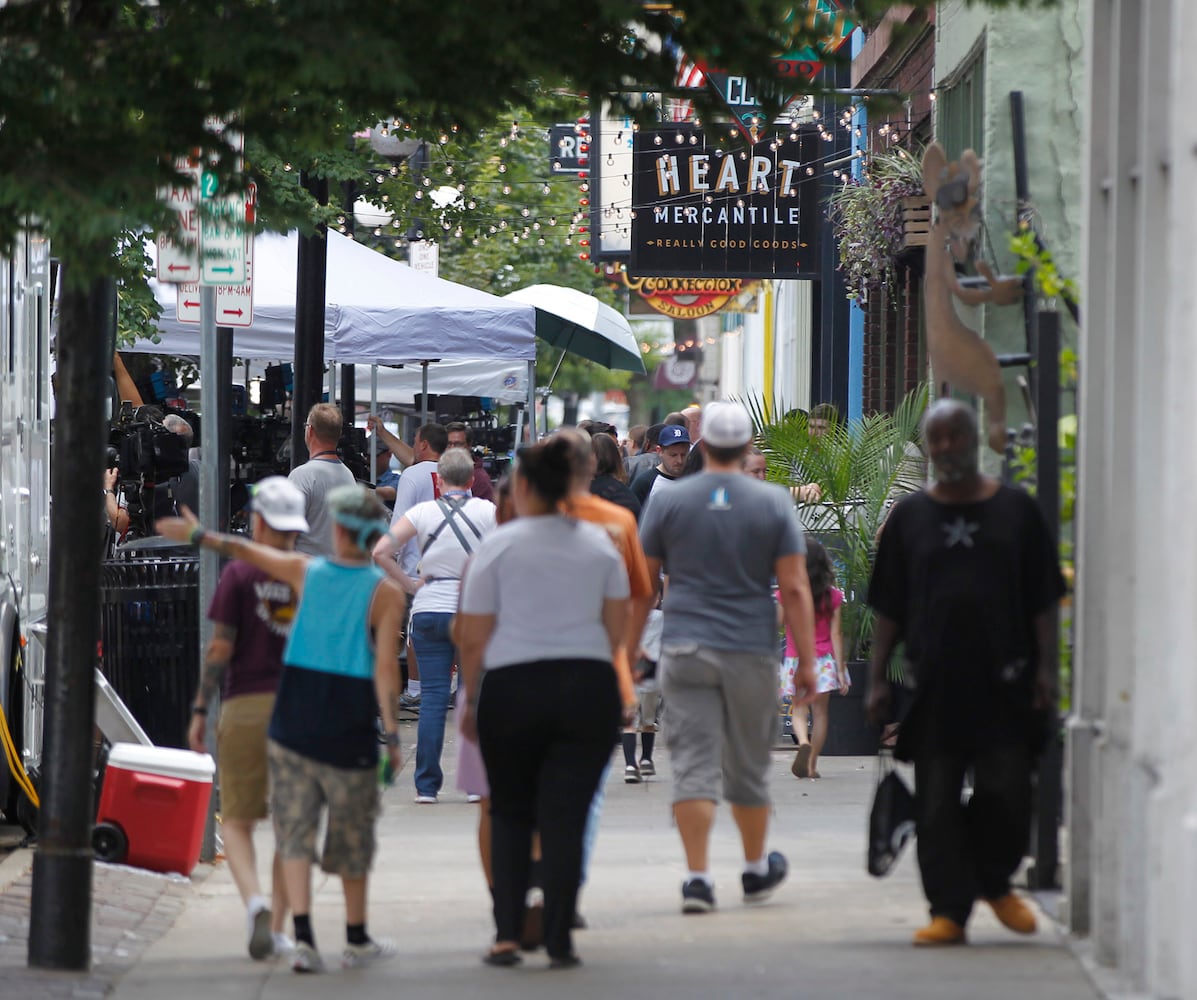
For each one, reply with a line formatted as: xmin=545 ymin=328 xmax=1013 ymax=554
xmin=561 ymin=493 xmax=654 ymax=707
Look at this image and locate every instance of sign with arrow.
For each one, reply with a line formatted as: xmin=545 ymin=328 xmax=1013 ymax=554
xmin=156 ymin=159 xmax=201 ymax=283
xmin=176 ymin=202 xmax=255 ymax=327
xmin=200 ymin=186 xmax=252 ymax=285
xmin=198 ymin=126 xmax=252 ymax=285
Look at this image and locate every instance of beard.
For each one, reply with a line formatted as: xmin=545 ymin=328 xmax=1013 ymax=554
xmin=932 ymin=456 xmax=976 ymax=483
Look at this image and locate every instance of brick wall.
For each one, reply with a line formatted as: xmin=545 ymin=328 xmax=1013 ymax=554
xmin=861 ymin=263 xmax=926 ymax=416
xmin=862 ymin=15 xmax=936 ymax=152
xmin=854 ymin=11 xmax=935 ymax=415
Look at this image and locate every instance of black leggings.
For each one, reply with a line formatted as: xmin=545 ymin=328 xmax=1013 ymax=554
xmin=477 ymin=659 xmax=619 ymax=960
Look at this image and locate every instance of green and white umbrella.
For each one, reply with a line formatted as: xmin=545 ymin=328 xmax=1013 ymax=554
xmin=505 ymin=284 xmax=646 ymax=376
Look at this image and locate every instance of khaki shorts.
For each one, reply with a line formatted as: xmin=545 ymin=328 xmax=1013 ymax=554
xmin=267 ymin=740 xmax=380 ymax=878
xmin=661 ymin=644 xmax=777 ymax=808
xmin=216 ymin=693 xmax=275 ymax=821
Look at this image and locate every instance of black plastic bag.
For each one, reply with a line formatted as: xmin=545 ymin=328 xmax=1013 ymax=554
xmin=867 ymin=751 xmax=916 ymax=878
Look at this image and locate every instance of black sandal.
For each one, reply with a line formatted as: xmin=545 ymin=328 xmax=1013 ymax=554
xmin=482 ymin=947 xmax=522 ymax=967
xmin=548 ymin=953 xmax=582 ymax=969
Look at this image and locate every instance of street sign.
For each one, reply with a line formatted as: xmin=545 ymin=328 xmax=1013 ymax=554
xmin=199 ymin=126 xmax=251 ymax=286
xmin=176 ymin=262 xmax=254 ymax=327
xmin=550 ymin=123 xmax=589 ymax=174
xmin=200 ymin=188 xmax=251 ymax=284
xmin=177 ymin=195 xmax=254 ymax=326
xmin=409 ymin=240 xmax=439 ymax=276
xmin=157 ymin=160 xmax=201 ymax=283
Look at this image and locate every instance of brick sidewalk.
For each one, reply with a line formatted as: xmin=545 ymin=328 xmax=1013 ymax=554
xmin=0 ymin=855 xmax=201 ymax=999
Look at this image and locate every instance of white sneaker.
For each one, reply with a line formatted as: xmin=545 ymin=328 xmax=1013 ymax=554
xmin=247 ymin=904 xmax=272 ymax=961
xmin=466 ymin=793 xmax=482 ymax=804
xmin=414 ymin=794 xmax=437 ymax=804
xmin=271 ymin=932 xmax=295 ymax=956
xmin=342 ymin=937 xmax=398 ymax=968
xmin=292 ymin=940 xmax=325 ymax=973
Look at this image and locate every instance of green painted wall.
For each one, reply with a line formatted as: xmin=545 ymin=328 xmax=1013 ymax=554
xmin=936 ymin=0 xmax=1084 ymax=436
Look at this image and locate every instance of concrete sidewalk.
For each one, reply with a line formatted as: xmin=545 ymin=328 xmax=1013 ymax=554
xmin=4 ymin=729 xmax=1101 ymax=999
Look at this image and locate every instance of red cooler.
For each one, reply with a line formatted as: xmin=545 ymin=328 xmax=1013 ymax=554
xmin=93 ymin=742 xmax=215 ymax=876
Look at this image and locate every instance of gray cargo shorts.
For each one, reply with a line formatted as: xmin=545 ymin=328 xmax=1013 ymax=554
xmin=660 ymin=643 xmax=777 ymax=808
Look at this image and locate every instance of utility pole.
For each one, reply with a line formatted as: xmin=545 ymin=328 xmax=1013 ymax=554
xmin=291 ymin=173 xmax=329 ymax=468
xmin=340 ymin=173 xmax=358 ymax=440
xmin=28 ymin=270 xmax=113 ymax=970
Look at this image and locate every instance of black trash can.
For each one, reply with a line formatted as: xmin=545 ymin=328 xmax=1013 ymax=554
xmin=99 ymin=539 xmax=200 ymax=749
xmin=823 ymin=661 xmax=878 ymax=756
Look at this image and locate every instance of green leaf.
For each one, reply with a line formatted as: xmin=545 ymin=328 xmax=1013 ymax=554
xmin=745 ymin=384 xmax=929 ymax=659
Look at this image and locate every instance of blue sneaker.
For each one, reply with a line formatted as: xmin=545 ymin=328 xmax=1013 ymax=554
xmin=742 ymin=851 xmax=788 ymax=903
xmin=681 ymin=878 xmax=715 ymax=914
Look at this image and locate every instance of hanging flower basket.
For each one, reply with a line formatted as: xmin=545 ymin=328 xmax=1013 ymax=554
xmin=827 ymin=146 xmax=925 ymax=301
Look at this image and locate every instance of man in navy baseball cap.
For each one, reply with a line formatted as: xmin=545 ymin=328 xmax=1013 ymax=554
xmin=629 ymin=424 xmax=691 ymax=510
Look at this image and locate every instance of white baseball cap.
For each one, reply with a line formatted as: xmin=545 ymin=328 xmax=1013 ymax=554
xmin=251 ymin=476 xmax=310 ymax=533
xmin=700 ymin=401 xmax=754 ymax=449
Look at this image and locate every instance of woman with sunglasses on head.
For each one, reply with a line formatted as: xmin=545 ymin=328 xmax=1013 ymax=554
xmin=457 ymin=436 xmax=628 ymax=971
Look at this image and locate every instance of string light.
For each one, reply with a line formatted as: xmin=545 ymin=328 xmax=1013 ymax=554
xmin=352 ymin=105 xmax=932 ymax=258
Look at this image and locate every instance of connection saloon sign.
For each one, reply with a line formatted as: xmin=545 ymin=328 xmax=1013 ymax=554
xmin=630 ymin=126 xmax=819 ymax=279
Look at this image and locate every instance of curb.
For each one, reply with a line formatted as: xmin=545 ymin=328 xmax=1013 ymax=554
xmin=0 ymin=845 xmax=31 ymax=894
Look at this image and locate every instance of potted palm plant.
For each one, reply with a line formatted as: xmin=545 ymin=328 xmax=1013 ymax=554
xmin=748 ymin=385 xmax=928 ymax=754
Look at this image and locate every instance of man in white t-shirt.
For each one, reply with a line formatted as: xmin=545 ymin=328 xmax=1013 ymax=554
xmin=385 ymin=422 xmax=447 ymax=576
xmin=373 ymin=448 xmax=496 ymax=802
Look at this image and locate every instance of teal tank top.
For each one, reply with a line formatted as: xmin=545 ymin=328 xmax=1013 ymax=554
xmin=284 ymin=558 xmax=385 ymax=679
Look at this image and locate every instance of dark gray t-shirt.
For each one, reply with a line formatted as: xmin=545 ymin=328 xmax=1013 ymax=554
xmin=639 ymin=472 xmax=805 ymax=653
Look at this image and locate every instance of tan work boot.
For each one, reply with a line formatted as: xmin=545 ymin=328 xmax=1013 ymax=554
xmin=912 ymin=916 xmax=966 ymax=946
xmin=986 ymin=893 xmax=1037 ymax=934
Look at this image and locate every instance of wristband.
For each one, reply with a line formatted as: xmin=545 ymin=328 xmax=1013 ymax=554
xmin=191 ymin=705 xmax=208 ymax=716
xmin=189 ymin=526 xmax=206 ymax=548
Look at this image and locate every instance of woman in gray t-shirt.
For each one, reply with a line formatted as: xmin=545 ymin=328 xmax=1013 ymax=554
xmin=458 ymin=436 xmax=628 ymax=970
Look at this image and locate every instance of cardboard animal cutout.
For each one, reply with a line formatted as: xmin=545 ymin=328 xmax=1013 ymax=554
xmin=922 ymin=144 xmax=1022 ymax=453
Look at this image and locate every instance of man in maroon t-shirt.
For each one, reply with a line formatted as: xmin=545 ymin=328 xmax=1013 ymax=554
xmin=445 ymin=421 xmax=495 ymax=502
xmin=189 ymin=476 xmax=308 ymax=961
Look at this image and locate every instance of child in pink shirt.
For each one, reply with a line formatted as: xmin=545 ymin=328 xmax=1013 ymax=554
xmin=780 ymin=537 xmax=848 ymax=778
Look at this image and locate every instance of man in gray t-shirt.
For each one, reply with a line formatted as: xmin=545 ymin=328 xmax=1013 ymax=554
xmin=288 ymin=403 xmax=355 ymax=557
xmin=638 ymin=401 xmax=817 ymax=916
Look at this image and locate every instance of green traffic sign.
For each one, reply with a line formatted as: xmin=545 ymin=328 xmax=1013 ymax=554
xmin=201 ymin=171 xmax=219 ymax=199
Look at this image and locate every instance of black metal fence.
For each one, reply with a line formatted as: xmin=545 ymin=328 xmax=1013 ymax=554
xmin=98 ymin=543 xmax=198 ymax=749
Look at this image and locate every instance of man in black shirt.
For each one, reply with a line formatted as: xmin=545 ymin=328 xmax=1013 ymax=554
xmin=866 ymin=399 xmax=1065 ymax=948
xmin=629 ymin=424 xmax=690 ymax=507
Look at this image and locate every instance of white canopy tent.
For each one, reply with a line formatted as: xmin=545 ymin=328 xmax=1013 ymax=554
xmin=131 ymin=229 xmax=537 ymax=405
xmin=349 ymin=360 xmax=529 ymax=405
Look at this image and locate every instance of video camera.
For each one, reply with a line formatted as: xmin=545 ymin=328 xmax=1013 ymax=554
xmin=473 ymin=424 xmax=516 ymax=457
xmin=230 ymin=413 xmax=291 ymax=482
xmin=109 ymin=403 xmax=194 ymax=484
xmin=108 ymin=404 xmax=199 ymax=540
